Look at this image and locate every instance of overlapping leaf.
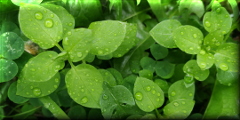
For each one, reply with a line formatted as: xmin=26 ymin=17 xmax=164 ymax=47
xmin=178 ymin=0 xmax=205 ymax=18
xmin=8 ymin=82 xmax=29 ymax=103
xmin=0 ymin=59 xmax=18 ymax=83
xmin=155 ymin=60 xmax=175 ymax=79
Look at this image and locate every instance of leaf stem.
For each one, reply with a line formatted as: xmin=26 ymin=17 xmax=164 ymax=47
xmin=82 ymin=60 xmax=86 ymax=64
xmin=38 ymin=96 xmax=70 ymax=119
xmin=68 ymin=59 xmax=75 ymax=68
xmin=122 ymin=8 xmax=151 ymax=21
xmin=55 ymin=43 xmax=64 ymax=52
xmin=155 ymin=108 xmax=161 ymax=119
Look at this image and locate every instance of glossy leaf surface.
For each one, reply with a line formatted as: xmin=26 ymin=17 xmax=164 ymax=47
xmin=197 ymin=50 xmax=215 ymax=70
xmin=0 ymin=59 xmax=18 ymax=83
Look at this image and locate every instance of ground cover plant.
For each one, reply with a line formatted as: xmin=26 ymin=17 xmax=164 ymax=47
xmin=0 ymin=0 xmax=239 ymax=119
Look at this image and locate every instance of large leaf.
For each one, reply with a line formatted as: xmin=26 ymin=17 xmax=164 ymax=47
xmin=88 ymin=20 xmax=127 ymax=56
xmin=203 ymin=7 xmax=232 ymax=34
xmin=0 ymin=32 xmax=24 ymax=60
xmin=0 ymin=59 xmax=18 ymax=83
xmin=16 ymin=72 xmax=60 ymax=98
xmin=178 ymin=0 xmax=205 ymax=18
xmin=134 ymin=77 xmax=164 ymax=112
xmin=173 ymin=25 xmax=203 ymax=54
xmin=21 ymin=51 xmax=65 ymax=82
xmin=100 ymin=82 xmax=135 ymax=119
xmin=19 ymin=4 xmax=63 ymax=49
xmin=62 ymin=28 xmax=93 ymax=62
xmin=65 ymin=64 xmax=104 ymax=108
xmin=150 ymin=19 xmax=181 ymax=48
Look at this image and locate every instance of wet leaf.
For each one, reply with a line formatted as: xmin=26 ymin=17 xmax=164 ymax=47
xmin=0 ymin=59 xmax=18 ymax=83
xmin=99 ymin=69 xmax=117 ymax=86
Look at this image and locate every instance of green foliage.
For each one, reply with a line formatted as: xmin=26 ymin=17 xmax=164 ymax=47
xmin=1 ymin=1 xmax=239 ymax=119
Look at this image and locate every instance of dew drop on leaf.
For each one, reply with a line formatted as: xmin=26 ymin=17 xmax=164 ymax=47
xmin=103 ymin=94 xmax=108 ymax=100
xmin=55 ymin=78 xmax=59 ymax=83
xmin=189 ymin=47 xmax=194 ymax=50
xmin=182 ymin=101 xmax=186 ymax=104
xmin=135 ymin=92 xmax=143 ymax=101
xmin=77 ymin=52 xmax=82 ymax=57
xmin=171 ymin=91 xmax=176 ymax=96
xmin=54 ymin=85 xmax=58 ymax=88
xmin=152 ymin=90 xmax=156 ymax=94
xmin=193 ymin=34 xmax=197 ymax=38
xmin=30 ymin=86 xmax=33 ymax=89
xmin=35 ymin=12 xmax=43 ymax=20
xmin=199 ymin=62 xmax=206 ymax=69
xmin=69 ymin=22 xmax=73 ymax=26
xmin=44 ymin=19 xmax=53 ymax=28
xmin=33 ymin=88 xmax=41 ymax=96
xmin=181 ymin=32 xmax=184 ymax=35
xmin=67 ymin=31 xmax=72 ymax=35
xmin=216 ymin=8 xmax=221 ymax=13
xmin=189 ymin=93 xmax=193 ymax=96
xmin=219 ymin=63 xmax=229 ymax=71
xmin=98 ymin=50 xmax=103 ymax=55
xmin=205 ymin=21 xmax=211 ymax=27
xmin=173 ymin=102 xmax=179 ymax=106
xmin=146 ymin=86 xmax=151 ymax=91
xmin=50 ymin=14 xmax=54 ymax=18
xmin=81 ymin=97 xmax=88 ymax=104
xmin=200 ymin=50 xmax=205 ymax=55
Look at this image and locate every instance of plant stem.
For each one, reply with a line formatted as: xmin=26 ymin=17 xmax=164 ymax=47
xmin=55 ymin=43 xmax=64 ymax=52
xmin=155 ymin=108 xmax=161 ymax=119
xmin=38 ymin=96 xmax=70 ymax=119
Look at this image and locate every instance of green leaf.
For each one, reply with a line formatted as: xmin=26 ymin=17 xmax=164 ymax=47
xmin=65 ymin=64 xmax=103 ymax=108
xmin=106 ymin=68 xmax=124 ymax=85
xmin=168 ymin=80 xmax=195 ymax=101
xmin=140 ymin=57 xmax=156 ymax=73
xmin=150 ymin=43 xmax=169 ymax=60
xmin=139 ymin=69 xmax=153 ymax=80
xmin=170 ymin=64 xmax=185 ymax=83
xmin=154 ymin=79 xmax=169 ymax=94
xmin=11 ymin=0 xmax=43 ymax=6
xmin=99 ymin=69 xmax=117 ymax=86
xmin=0 ymin=32 xmax=24 ymax=60
xmin=57 ymin=89 xmax=72 ymax=107
xmin=41 ymin=3 xmax=75 ymax=38
xmin=183 ymin=60 xmax=209 ymax=81
xmin=216 ymin=68 xmax=238 ymax=86
xmin=137 ymin=0 xmax=141 ymax=5
xmin=141 ymin=114 xmax=156 ymax=119
xmin=155 ymin=60 xmax=175 ymax=79
xmin=0 ymin=106 xmax=4 ymax=120
xmin=62 ymin=28 xmax=93 ymax=62
xmin=21 ymin=51 xmax=65 ymax=82
xmin=150 ymin=19 xmax=181 ymax=48
xmin=84 ymin=53 xmax=95 ymax=63
xmin=0 ymin=82 xmax=11 ymax=104
xmin=178 ymin=0 xmax=205 ymax=18
xmin=173 ymin=25 xmax=203 ymax=54
xmin=68 ymin=105 xmax=86 ymax=119
xmin=163 ymin=99 xmax=195 ymax=119
xmin=196 ymin=50 xmax=215 ymax=70
xmin=203 ymin=80 xmax=239 ymax=119
xmin=228 ymin=0 xmax=239 ymax=23
xmin=0 ymin=21 xmax=20 ymax=36
xmin=88 ymin=20 xmax=127 ymax=56
xmin=203 ymin=30 xmax=224 ymax=53
xmin=122 ymin=74 xmax=137 ymax=94
xmin=134 ymin=77 xmax=164 ymax=112
xmin=16 ymin=72 xmax=60 ymax=98
xmin=0 ymin=59 xmax=18 ymax=83
xmin=214 ymin=43 xmax=238 ymax=72
xmin=164 ymin=49 xmax=191 ymax=64
xmin=129 ymin=49 xmax=145 ymax=74
xmin=19 ymin=4 xmax=63 ymax=49
xmin=147 ymin=0 xmax=166 ymax=21
xmin=203 ymin=7 xmax=232 ymax=34
xmin=8 ymin=81 xmax=29 ymax=104
xmin=97 ymin=53 xmax=113 ymax=60
xmin=100 ymin=82 xmax=135 ymax=119
xmin=14 ymin=52 xmax=33 ymax=76
xmin=109 ymin=0 xmax=122 ymax=20
xmin=112 ymin=23 xmax=137 ymax=58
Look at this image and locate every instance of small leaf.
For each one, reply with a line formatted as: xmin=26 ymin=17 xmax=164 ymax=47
xmin=0 ymin=59 xmax=18 ymax=83
xmin=106 ymin=68 xmax=123 ymax=85
xmin=21 ymin=51 xmax=65 ymax=82
xmin=183 ymin=60 xmax=209 ymax=81
xmin=100 ymin=82 xmax=135 ymax=119
xmin=140 ymin=57 xmax=156 ymax=73
xmin=203 ymin=30 xmax=224 ymax=53
xmin=139 ymin=69 xmax=153 ymax=80
xmin=203 ymin=7 xmax=232 ymax=34
xmin=150 ymin=19 xmax=181 ymax=48
xmin=16 ymin=72 xmax=60 ymax=98
xmin=214 ymin=43 xmax=238 ymax=72
xmin=134 ymin=77 xmax=164 ymax=112
xmin=122 ymin=74 xmax=137 ymax=94
xmin=84 ymin=53 xmax=95 ymax=63
xmin=197 ymin=50 xmax=215 ymax=70
xmin=19 ymin=4 xmax=63 ymax=49
xmin=154 ymin=79 xmax=169 ymax=94
xmin=137 ymin=0 xmax=141 ymax=5
xmin=163 ymin=99 xmax=195 ymax=119
xmin=62 ymin=28 xmax=93 ymax=62
xmin=8 ymin=81 xmax=29 ymax=104
xmin=173 ymin=25 xmax=203 ymax=54
xmin=150 ymin=43 xmax=168 ymax=60
xmin=65 ymin=64 xmax=103 ymax=108
xmin=179 ymin=0 xmax=205 ymax=18
xmin=11 ymin=0 xmax=43 ymax=6
xmin=0 ymin=32 xmax=24 ymax=60
xmin=99 ymin=69 xmax=117 ymax=86
xmin=0 ymin=21 xmax=20 ymax=36
xmin=168 ymin=80 xmax=195 ymax=101
xmin=155 ymin=60 xmax=175 ymax=79
xmin=216 ymin=68 xmax=238 ymax=86
xmin=88 ymin=20 xmax=126 ymax=56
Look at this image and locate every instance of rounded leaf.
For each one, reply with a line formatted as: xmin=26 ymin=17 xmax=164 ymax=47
xmin=98 ymin=69 xmax=117 ymax=86
xmin=8 ymin=82 xmax=29 ymax=104
xmin=154 ymin=79 xmax=169 ymax=94
xmin=203 ymin=7 xmax=232 ymax=34
xmin=134 ymin=77 xmax=164 ymax=112
xmin=21 ymin=51 xmax=65 ymax=82
xmin=150 ymin=19 xmax=181 ymax=48
xmin=63 ymin=28 xmax=93 ymax=62
xmin=216 ymin=68 xmax=238 ymax=86
xmin=16 ymin=72 xmax=60 ymax=98
xmin=155 ymin=61 xmax=175 ymax=79
xmin=88 ymin=20 xmax=127 ymax=56
xmin=139 ymin=69 xmax=153 ymax=80
xmin=150 ymin=43 xmax=168 ymax=60
xmin=197 ymin=50 xmax=215 ymax=70
xmin=183 ymin=60 xmax=209 ymax=81
xmin=65 ymin=64 xmax=104 ymax=108
xmin=140 ymin=57 xmax=156 ymax=73
xmin=0 ymin=32 xmax=24 ymax=60
xmin=0 ymin=59 xmax=18 ymax=83
xmin=203 ymin=30 xmax=224 ymax=53
xmin=173 ymin=25 xmax=203 ymax=54
xmin=19 ymin=4 xmax=63 ymax=49
xmin=68 ymin=105 xmax=86 ymax=119
xmin=0 ymin=21 xmax=21 ymax=36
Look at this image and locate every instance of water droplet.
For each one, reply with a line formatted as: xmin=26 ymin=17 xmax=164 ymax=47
xmin=228 ymin=83 xmax=232 ymax=86
xmin=200 ymin=50 xmax=205 ymax=55
xmin=219 ymin=63 xmax=228 ymax=71
xmin=216 ymin=8 xmax=221 ymax=13
xmin=67 ymin=31 xmax=72 ymax=35
xmin=173 ymin=102 xmax=179 ymax=106
xmin=199 ymin=62 xmax=206 ymax=69
xmin=81 ymin=89 xmax=84 ymax=92
xmin=180 ymin=32 xmax=184 ymax=35
xmin=157 ymin=98 xmax=160 ymax=101
xmin=183 ymin=110 xmax=187 ymax=113
xmin=222 ymin=31 xmax=226 ymax=34
xmin=50 ymin=14 xmax=54 ymax=18
xmin=33 ymin=88 xmax=41 ymax=96
xmin=118 ymin=54 xmax=122 ymax=57
xmin=184 ymin=74 xmax=194 ymax=84
xmin=157 ymin=93 xmax=161 ymax=96
xmin=189 ymin=93 xmax=193 ymax=96
xmin=77 ymin=52 xmax=82 ymax=57
xmin=31 ymin=68 xmax=36 ymax=71
xmin=135 ymin=92 xmax=143 ymax=101
xmin=69 ymin=22 xmax=73 ymax=26
xmin=103 ymin=94 xmax=108 ymax=99
xmin=55 ymin=78 xmax=59 ymax=83
xmin=205 ymin=21 xmax=211 ymax=27
xmin=44 ymin=19 xmax=53 ymax=28
xmin=189 ymin=47 xmax=194 ymax=50
xmin=98 ymin=50 xmax=103 ymax=54
xmin=146 ymin=86 xmax=151 ymax=91
xmin=54 ymin=85 xmax=58 ymax=88
xmin=56 ymin=65 xmax=60 ymax=69
xmin=225 ymin=14 xmax=228 ymax=18
xmin=81 ymin=97 xmax=88 ymax=103
xmin=182 ymin=101 xmax=186 ymax=104
xmin=193 ymin=34 xmax=197 ymax=38
xmin=171 ymin=91 xmax=176 ymax=96
xmin=152 ymin=90 xmax=156 ymax=94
